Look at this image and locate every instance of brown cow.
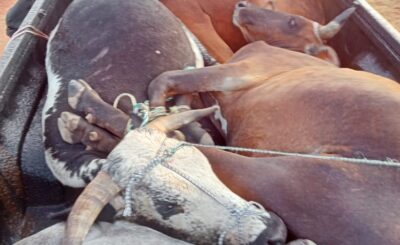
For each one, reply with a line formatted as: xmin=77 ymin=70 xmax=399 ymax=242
xmin=233 ymin=1 xmax=356 ymax=65
xmin=162 ymin=0 xmax=354 ymax=63
xmin=60 ymin=41 xmax=400 ymax=245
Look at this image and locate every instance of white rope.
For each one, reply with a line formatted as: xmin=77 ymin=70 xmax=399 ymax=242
xmin=217 ymin=201 xmax=268 ymax=245
xmin=10 ymin=25 xmax=49 ymax=41
xmin=123 ymin=137 xmax=174 ymax=217
xmin=184 ymin=142 xmax=400 ymax=167
xmin=122 ymin=130 xmax=271 ymax=244
xmin=113 ymin=93 xmax=137 ymax=108
xmin=113 ymin=92 xmax=194 ymax=129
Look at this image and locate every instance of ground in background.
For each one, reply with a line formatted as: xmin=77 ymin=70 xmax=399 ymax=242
xmin=0 ymin=0 xmax=15 ymax=56
xmin=367 ymin=0 xmax=399 ymax=31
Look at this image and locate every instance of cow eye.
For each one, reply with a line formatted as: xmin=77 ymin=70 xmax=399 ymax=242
xmin=288 ymin=17 xmax=297 ymax=28
xmin=154 ymin=199 xmax=185 ymax=220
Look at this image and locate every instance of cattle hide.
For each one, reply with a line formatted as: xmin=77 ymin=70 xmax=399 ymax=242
xmin=14 ymin=220 xmax=192 ymax=245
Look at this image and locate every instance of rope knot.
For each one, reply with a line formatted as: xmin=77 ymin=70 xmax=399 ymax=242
xmin=113 ymin=92 xmax=194 ymax=131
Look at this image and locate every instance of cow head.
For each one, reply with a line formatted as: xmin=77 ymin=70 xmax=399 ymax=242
xmin=233 ymin=1 xmax=356 ymax=65
xmin=64 ymin=111 xmax=287 ymax=245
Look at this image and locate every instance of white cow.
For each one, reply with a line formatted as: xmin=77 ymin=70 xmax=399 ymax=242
xmin=15 ymin=221 xmax=191 ymax=245
xmin=58 ymin=112 xmax=288 ymax=244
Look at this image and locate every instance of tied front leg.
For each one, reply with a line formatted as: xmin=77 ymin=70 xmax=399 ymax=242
xmin=175 ymin=95 xmax=215 ymax=145
xmin=58 ymin=111 xmax=120 ymax=153
xmin=68 ymin=79 xmax=131 ymax=137
xmin=148 ymin=62 xmax=254 ymax=108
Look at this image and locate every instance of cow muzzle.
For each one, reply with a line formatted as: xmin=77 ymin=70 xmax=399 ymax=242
xmin=250 ymin=211 xmax=287 ymax=245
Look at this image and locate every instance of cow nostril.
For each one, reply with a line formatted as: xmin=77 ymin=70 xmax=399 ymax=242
xmin=236 ymin=1 xmax=248 ymax=8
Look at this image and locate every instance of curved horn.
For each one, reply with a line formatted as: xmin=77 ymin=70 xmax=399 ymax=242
xmin=64 ymin=171 xmax=121 ymax=245
xmin=318 ymin=7 xmax=356 ymax=40
xmin=146 ymin=105 xmax=218 ymax=133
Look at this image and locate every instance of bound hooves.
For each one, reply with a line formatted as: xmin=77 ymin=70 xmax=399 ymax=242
xmin=58 ymin=111 xmax=119 ymax=152
xmin=68 ymin=79 xmax=100 ymax=110
xmin=62 ymin=79 xmax=219 ymax=149
xmin=58 ymin=111 xmax=84 ymax=144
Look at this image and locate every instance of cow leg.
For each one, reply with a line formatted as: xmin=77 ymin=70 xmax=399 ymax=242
xmin=174 ymin=95 xmax=215 ymax=145
xmin=68 ymin=80 xmax=131 ymax=137
xmin=149 ymin=61 xmax=258 ymax=107
xmin=57 ymin=109 xmax=216 ymax=154
xmin=58 ymin=111 xmax=119 ymax=153
xmin=69 ymin=79 xmax=216 ymax=145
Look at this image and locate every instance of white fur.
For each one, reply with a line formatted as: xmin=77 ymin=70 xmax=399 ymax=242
xmin=43 ymin=22 xmax=106 ymax=188
xmin=181 ymin=25 xmax=204 ymax=68
xmin=44 ymin=148 xmax=105 ymax=188
xmin=42 ymin=23 xmax=62 ymax=125
xmin=43 ymin=149 xmax=81 ymax=187
xmin=213 ymin=102 xmax=228 ymax=136
xmin=15 ymin=221 xmax=191 ymax=245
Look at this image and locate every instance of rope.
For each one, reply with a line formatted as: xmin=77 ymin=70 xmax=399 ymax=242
xmin=113 ymin=93 xmax=137 ymax=108
xmin=121 ymin=130 xmax=272 ymax=244
xmin=124 ymin=138 xmax=399 ymax=242
xmin=184 ymin=142 xmax=400 ymax=167
xmin=113 ymin=91 xmax=193 ymax=129
xmin=163 ymin=159 xmax=269 ymax=244
xmin=218 ymin=201 xmax=268 ymax=245
xmin=10 ymin=25 xmax=49 ymax=41
xmin=123 ymin=136 xmax=171 ymax=216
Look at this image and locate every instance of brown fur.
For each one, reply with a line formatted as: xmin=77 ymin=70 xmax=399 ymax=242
xmin=161 ymin=0 xmax=325 ymax=62
xmin=201 ymin=147 xmax=400 ymax=245
xmin=61 ymin=41 xmax=400 ymax=244
xmin=146 ymin=42 xmax=400 ymax=243
xmin=149 ymin=41 xmax=400 ymax=160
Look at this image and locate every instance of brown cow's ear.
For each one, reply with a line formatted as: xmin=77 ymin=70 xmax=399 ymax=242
xmin=304 ymin=44 xmax=340 ymax=66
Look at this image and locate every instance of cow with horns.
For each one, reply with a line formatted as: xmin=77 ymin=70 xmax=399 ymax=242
xmin=161 ymin=0 xmax=355 ymax=64
xmin=59 ymin=23 xmax=400 ymax=245
xmin=39 ymin=0 xmax=299 ymax=244
xmin=6 ymin=0 xmax=354 ymax=65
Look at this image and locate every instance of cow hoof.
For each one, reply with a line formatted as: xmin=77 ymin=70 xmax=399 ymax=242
xmin=86 ymin=113 xmax=96 ymax=124
xmin=89 ymin=131 xmax=100 ymax=142
xmin=58 ymin=111 xmax=84 ymax=144
xmin=68 ymin=79 xmax=100 ymax=110
xmin=68 ymin=80 xmax=86 ymax=109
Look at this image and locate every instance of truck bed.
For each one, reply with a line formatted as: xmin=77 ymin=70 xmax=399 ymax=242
xmin=0 ymin=0 xmax=399 ymax=243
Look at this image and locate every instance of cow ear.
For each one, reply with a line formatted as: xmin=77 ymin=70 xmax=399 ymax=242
xmin=304 ymin=44 xmax=340 ymax=66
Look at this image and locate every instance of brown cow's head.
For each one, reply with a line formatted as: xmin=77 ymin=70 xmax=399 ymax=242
xmin=233 ymin=1 xmax=356 ymax=65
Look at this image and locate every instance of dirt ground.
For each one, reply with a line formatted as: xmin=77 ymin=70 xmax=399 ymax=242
xmin=0 ymin=0 xmax=15 ymax=56
xmin=367 ymin=0 xmax=400 ymax=31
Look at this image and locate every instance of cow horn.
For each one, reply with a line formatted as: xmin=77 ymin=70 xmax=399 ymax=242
xmin=64 ymin=171 xmax=121 ymax=245
xmin=318 ymin=7 xmax=356 ymax=40
xmin=146 ymin=106 xmax=218 ymax=133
